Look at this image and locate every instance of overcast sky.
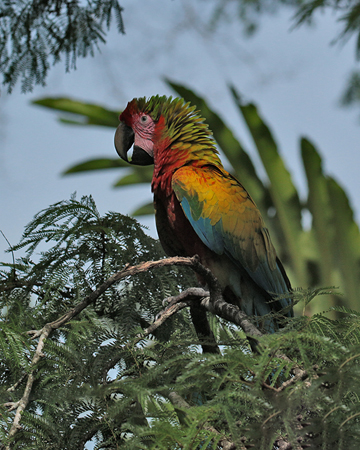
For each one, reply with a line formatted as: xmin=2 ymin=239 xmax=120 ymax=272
xmin=1 ymin=0 xmax=359 ymax=268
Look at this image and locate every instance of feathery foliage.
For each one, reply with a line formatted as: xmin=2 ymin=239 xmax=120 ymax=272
xmin=0 ymin=0 xmax=124 ymax=92
xmin=1 ymin=196 xmax=360 ymax=448
xmin=0 ymin=195 xmax=196 ymax=448
xmin=209 ymin=0 xmax=360 ymax=56
xmin=2 ymin=1 xmax=360 ymax=93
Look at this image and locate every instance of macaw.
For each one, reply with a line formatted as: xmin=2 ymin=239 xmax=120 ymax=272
xmin=114 ymin=95 xmax=292 ymax=335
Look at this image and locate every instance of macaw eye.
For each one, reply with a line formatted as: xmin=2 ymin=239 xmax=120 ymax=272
xmin=140 ymin=115 xmax=149 ymax=124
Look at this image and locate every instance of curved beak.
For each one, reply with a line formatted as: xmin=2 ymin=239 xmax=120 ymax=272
xmin=114 ymin=122 xmax=134 ymax=162
xmin=114 ymin=122 xmax=154 ymax=166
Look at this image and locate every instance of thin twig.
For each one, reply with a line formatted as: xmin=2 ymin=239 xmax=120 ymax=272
xmin=6 ymin=327 xmax=51 ymax=445
xmin=6 ymin=374 xmax=27 ymax=393
xmin=137 ymin=300 xmax=188 ymax=338
xmin=262 ymin=366 xmax=310 ymax=393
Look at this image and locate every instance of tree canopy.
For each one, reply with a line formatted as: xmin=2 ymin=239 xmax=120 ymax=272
xmin=1 ymin=195 xmax=360 ymax=449
xmin=0 ymin=0 xmax=124 ymax=92
xmin=2 ymin=0 xmax=360 ymax=97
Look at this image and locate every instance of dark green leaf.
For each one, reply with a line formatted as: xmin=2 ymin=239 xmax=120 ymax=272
xmin=33 ymin=97 xmax=120 ymax=127
xmin=132 ymin=202 xmax=155 ymax=216
xmin=113 ymin=166 xmax=154 ymax=187
xmin=301 ymin=138 xmax=340 ymax=312
xmin=63 ymin=158 xmax=127 ymax=174
xmin=230 ymin=86 xmax=306 ymax=286
xmin=327 ymin=177 xmax=360 ymax=310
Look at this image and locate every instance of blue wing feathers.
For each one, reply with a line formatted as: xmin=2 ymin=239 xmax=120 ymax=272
xmin=181 ymin=197 xmax=224 ymax=254
xmin=173 ymin=167 xmax=292 ymax=329
xmin=179 ymin=197 xmax=292 ymax=318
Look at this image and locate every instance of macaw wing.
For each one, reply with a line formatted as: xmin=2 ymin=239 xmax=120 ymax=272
xmin=172 ymin=165 xmax=290 ymax=309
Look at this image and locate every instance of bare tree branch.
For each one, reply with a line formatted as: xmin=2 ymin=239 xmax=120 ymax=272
xmin=6 ymin=374 xmax=27 ymax=393
xmin=6 ymin=327 xmax=52 ymax=446
xmin=200 ymin=296 xmax=263 ymax=339
xmin=138 ymin=300 xmax=189 ymax=338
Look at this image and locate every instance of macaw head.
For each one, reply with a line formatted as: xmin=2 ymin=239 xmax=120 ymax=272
xmin=114 ymin=95 xmax=216 ymax=167
xmin=114 ymin=97 xmax=160 ymax=166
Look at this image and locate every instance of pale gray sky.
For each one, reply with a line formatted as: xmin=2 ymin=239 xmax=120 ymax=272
xmin=1 ymin=0 xmax=359 ymax=266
